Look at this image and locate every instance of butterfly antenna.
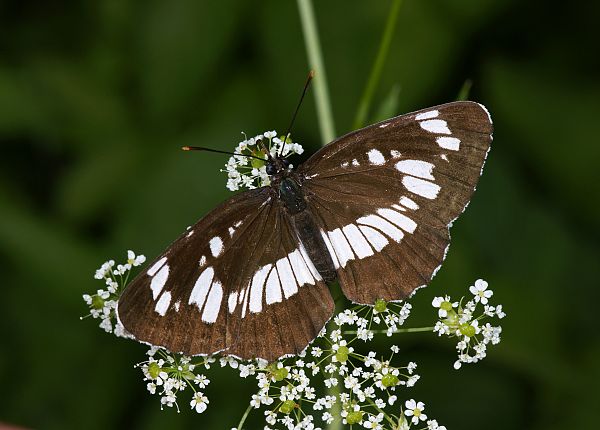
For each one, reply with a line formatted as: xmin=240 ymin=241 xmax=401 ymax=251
xmin=182 ymin=146 xmax=267 ymax=161
xmin=280 ymin=70 xmax=315 ymax=157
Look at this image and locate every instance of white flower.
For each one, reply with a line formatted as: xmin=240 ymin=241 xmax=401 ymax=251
xmin=127 ymin=250 xmax=146 ymax=266
xmin=363 ymin=413 xmax=384 ymax=429
xmin=223 ymin=131 xmax=304 ymax=191
xmin=404 ymin=399 xmax=427 ymax=424
xmin=470 ymin=279 xmax=493 ymax=304
xmin=431 ymin=295 xmax=458 ymax=318
xmin=190 ymin=392 xmax=209 ymax=413
xmin=427 ymin=419 xmax=447 ymax=430
xmin=194 ymin=374 xmax=209 ymax=388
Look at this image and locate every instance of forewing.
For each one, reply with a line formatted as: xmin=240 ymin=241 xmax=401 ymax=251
xmin=118 ymin=188 xmax=334 ymax=361
xmin=298 ymin=101 xmax=492 ymax=303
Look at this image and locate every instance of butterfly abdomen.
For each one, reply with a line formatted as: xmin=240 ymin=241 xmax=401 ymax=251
xmin=279 ymin=177 xmax=337 ymax=283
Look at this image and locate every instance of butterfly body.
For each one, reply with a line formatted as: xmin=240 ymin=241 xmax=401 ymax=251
xmin=269 ymin=169 xmax=337 ymax=283
xmin=118 ymin=101 xmax=493 ymax=361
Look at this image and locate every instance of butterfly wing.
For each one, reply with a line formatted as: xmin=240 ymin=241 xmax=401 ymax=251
xmin=118 ymin=188 xmax=334 ymax=361
xmin=298 ymin=101 xmax=492 ymax=304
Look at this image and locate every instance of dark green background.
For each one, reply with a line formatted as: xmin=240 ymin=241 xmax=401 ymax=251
xmin=1 ymin=0 xmax=598 ymax=429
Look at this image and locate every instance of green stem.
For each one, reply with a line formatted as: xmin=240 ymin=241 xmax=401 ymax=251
xmin=352 ymin=0 xmax=403 ymax=130
xmin=367 ymin=398 xmax=397 ymax=428
xmin=344 ymin=326 xmax=434 ymax=335
xmin=236 ymin=403 xmax=253 ymax=430
xmin=296 ymin=0 xmax=336 ymax=145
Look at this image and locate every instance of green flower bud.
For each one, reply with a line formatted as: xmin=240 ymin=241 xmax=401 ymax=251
xmin=147 ymin=362 xmax=161 ymax=379
xmin=335 ymin=346 xmax=349 ymax=362
xmin=273 ymin=367 xmax=289 ymax=381
xmin=346 ymin=411 xmax=363 ymax=425
xmin=381 ymin=373 xmax=399 ymax=387
xmin=91 ymin=295 xmax=105 ymax=310
xmin=374 ymin=298 xmax=387 ymax=313
xmin=440 ymin=301 xmax=453 ymax=311
xmin=279 ymin=400 xmax=296 ymax=414
xmin=459 ymin=323 xmax=476 ymax=337
xmin=250 ymin=149 xmax=267 ymax=169
xmin=444 ymin=309 xmax=458 ymax=326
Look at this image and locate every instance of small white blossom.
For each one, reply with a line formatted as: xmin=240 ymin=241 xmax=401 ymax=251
xmin=190 ymin=392 xmax=209 ymax=413
xmin=404 ymin=399 xmax=427 ymax=424
xmin=470 ymin=279 xmax=493 ymax=304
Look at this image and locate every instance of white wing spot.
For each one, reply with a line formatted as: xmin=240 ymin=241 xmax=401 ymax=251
xmin=342 ymin=224 xmax=374 ymax=259
xmin=249 ymin=264 xmax=271 ymax=313
xmin=241 ymin=284 xmax=250 ymax=318
xmin=228 ymin=291 xmax=238 ymax=313
xmin=154 ymin=291 xmax=171 ymax=316
xmin=234 ymin=220 xmax=243 ymax=228
xmin=416 ymin=110 xmax=439 ymax=120
xmin=341 ymin=161 xmax=349 ymax=168
xmin=358 ymin=225 xmax=389 ymax=251
xmin=328 ymin=228 xmax=355 ymax=267
xmin=299 ymin=243 xmax=322 ymax=281
xmin=419 ymin=119 xmax=451 ymax=135
xmin=228 ymin=227 xmax=235 ymax=237
xmin=209 ymin=236 xmax=224 ymax=257
xmin=402 ymin=176 xmax=441 ymax=199
xmin=265 ymin=267 xmax=283 ymax=305
xmin=352 ymin=159 xmax=360 ymax=167
xmin=288 ymin=249 xmax=315 ymax=287
xmin=199 ymin=255 xmax=206 ymax=267
xmin=186 ymin=230 xmax=194 ymax=238
xmin=202 ymin=281 xmax=223 ymax=323
xmin=392 ymin=204 xmax=406 ymax=211
xmin=276 ymin=257 xmax=298 ymax=299
xmin=189 ymin=267 xmax=214 ymax=310
xmin=320 ymin=231 xmax=340 ymax=269
xmin=357 ymin=214 xmax=404 ymax=242
xmin=390 ymin=149 xmax=402 ymax=158
xmin=377 ymin=208 xmax=417 ymax=233
xmin=395 ymin=159 xmax=435 ymax=180
xmin=441 ymin=154 xmax=449 ymax=162
xmin=379 ymin=122 xmax=390 ymax=128
xmin=150 ymin=265 xmax=169 ymax=300
xmin=174 ymin=300 xmax=181 ymax=312
xmin=400 ymin=196 xmax=419 ymax=210
xmin=436 ymin=136 xmax=461 ymax=151
xmin=367 ymin=149 xmax=386 ymax=166
xmin=147 ymin=257 xmax=167 ymax=277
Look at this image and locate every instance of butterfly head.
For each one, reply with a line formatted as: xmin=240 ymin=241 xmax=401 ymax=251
xmin=265 ymin=157 xmax=291 ymax=176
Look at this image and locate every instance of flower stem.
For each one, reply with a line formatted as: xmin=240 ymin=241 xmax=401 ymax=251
xmin=236 ymin=403 xmax=253 ymax=430
xmin=343 ymin=326 xmax=434 ymax=335
xmin=296 ymin=0 xmax=336 ymax=145
xmin=352 ymin=0 xmax=403 ymax=130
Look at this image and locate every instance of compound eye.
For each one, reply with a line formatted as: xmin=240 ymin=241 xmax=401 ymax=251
xmin=266 ymin=163 xmax=277 ymax=175
xmin=282 ymin=159 xmax=290 ymax=168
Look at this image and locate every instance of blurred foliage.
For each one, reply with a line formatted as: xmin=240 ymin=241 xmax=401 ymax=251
xmin=0 ymin=0 xmax=599 ymax=429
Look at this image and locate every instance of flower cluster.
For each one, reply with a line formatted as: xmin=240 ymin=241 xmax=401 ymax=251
xmin=223 ymin=131 xmax=304 ymax=191
xmin=128 ymin=301 xmax=450 ymax=430
xmin=432 ymin=279 xmax=505 ymax=369
xmin=138 ymin=347 xmax=212 ymax=413
xmin=81 ymin=250 xmax=145 ymax=337
xmin=83 ymin=254 xmax=504 ymax=429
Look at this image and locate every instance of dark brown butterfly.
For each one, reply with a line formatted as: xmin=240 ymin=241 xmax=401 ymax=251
xmin=117 ymin=101 xmax=493 ymax=361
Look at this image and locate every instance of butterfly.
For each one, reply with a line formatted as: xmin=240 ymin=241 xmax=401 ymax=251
xmin=117 ymin=101 xmax=493 ymax=361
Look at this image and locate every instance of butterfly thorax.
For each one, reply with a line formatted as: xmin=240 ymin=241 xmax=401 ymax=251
xmin=267 ymin=164 xmax=337 ymax=284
